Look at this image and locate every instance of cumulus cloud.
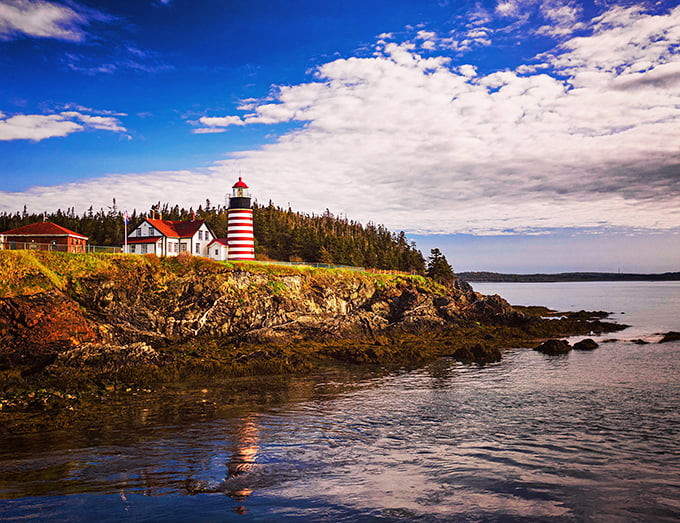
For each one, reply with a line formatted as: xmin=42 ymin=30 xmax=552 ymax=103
xmin=195 ymin=115 xmax=245 ymax=130
xmin=0 ymin=110 xmax=126 ymax=141
xmin=0 ymin=0 xmax=107 ymax=41
xmin=3 ymin=4 xmax=680 ymax=237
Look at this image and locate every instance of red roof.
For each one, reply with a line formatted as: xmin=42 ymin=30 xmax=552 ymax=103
xmin=1 ymin=222 xmax=88 ymax=239
xmin=144 ymin=218 xmax=206 ymax=238
xmin=208 ymin=238 xmax=229 ymax=247
xmin=232 ymin=176 xmax=249 ymax=189
xmin=126 ymin=237 xmax=161 ymax=244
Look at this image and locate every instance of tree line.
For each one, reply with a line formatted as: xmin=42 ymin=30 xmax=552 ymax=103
xmin=0 ymin=200 xmax=429 ymax=273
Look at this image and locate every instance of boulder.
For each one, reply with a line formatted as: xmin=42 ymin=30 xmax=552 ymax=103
xmin=451 ymin=343 xmax=502 ymax=364
xmin=573 ymin=338 xmax=598 ymax=351
xmin=533 ymin=339 xmax=571 ymax=355
xmin=659 ymin=331 xmax=680 ymax=343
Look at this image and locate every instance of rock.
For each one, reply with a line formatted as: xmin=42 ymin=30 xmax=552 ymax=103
xmin=573 ymin=338 xmax=598 ymax=351
xmin=55 ymin=342 xmax=164 ymax=371
xmin=659 ymin=331 xmax=680 ymax=343
xmin=631 ymin=339 xmax=649 ymax=345
xmin=0 ymin=253 xmax=625 ymax=377
xmin=533 ymin=339 xmax=571 ymax=355
xmin=0 ymin=291 xmax=97 ymax=362
xmin=452 ymin=278 xmax=474 ymax=293
xmin=451 ymin=343 xmax=502 ymax=364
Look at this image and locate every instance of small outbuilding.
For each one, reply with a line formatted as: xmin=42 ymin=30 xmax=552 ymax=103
xmin=208 ymin=238 xmax=229 ymax=261
xmin=0 ymin=222 xmax=88 ymax=253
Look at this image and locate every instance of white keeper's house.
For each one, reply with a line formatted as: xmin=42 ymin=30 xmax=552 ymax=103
xmin=126 ymin=213 xmax=227 ymax=260
xmin=125 ymin=177 xmax=254 ymax=261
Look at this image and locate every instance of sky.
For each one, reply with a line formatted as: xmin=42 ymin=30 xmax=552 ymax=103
xmin=0 ymin=0 xmax=679 ymax=273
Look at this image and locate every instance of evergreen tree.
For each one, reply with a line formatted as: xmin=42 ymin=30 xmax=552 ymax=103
xmin=426 ymin=248 xmax=455 ymax=284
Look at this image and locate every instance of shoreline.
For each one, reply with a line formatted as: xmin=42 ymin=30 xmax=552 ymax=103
xmin=0 ymin=251 xmax=627 ymax=432
xmin=0 ymin=306 xmax=626 ymax=433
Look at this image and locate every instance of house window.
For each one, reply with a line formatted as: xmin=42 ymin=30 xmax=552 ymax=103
xmin=142 ymin=244 xmax=147 ymax=253
xmin=136 ymin=229 xmax=141 ymax=237
xmin=130 ymin=245 xmax=136 ymax=253
xmin=215 ymin=248 xmax=218 ymax=256
xmin=198 ymin=231 xmax=203 ymax=240
xmin=195 ymin=243 xmax=200 ymax=254
xmin=181 ymin=243 xmax=187 ymax=252
xmin=149 ymin=228 xmax=154 ymax=236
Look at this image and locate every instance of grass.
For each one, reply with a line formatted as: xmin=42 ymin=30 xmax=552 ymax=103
xmin=0 ymin=250 xmax=66 ymax=297
xmin=0 ymin=250 xmax=435 ymax=300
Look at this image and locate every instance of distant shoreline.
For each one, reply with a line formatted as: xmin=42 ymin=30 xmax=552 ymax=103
xmin=457 ymin=272 xmax=680 ymax=283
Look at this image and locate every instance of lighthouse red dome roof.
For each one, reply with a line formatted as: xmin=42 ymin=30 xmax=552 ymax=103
xmin=232 ymin=177 xmax=249 ymax=189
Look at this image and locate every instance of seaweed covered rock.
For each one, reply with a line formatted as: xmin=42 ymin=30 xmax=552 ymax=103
xmin=659 ymin=331 xmax=680 ymax=343
xmin=451 ymin=343 xmax=502 ymax=364
xmin=573 ymin=338 xmax=599 ymax=351
xmin=55 ymin=342 xmax=167 ymax=372
xmin=533 ymin=339 xmax=571 ymax=355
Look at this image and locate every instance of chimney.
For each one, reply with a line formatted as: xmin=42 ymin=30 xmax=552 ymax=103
xmin=159 ymin=213 xmax=162 ymax=220
xmin=191 ymin=211 xmax=195 ymax=221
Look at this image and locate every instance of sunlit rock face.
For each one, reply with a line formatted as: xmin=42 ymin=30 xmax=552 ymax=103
xmin=0 ymin=252 xmax=521 ymax=364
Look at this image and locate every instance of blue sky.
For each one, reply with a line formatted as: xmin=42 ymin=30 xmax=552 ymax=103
xmin=1 ymin=0 xmax=679 ymax=272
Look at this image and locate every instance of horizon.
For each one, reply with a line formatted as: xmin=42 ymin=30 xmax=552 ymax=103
xmin=1 ymin=0 xmax=679 ymax=272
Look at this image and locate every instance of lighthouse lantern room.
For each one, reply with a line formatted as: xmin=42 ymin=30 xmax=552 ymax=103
xmin=226 ymin=177 xmax=255 ymax=261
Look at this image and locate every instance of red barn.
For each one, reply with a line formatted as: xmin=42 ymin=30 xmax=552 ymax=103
xmin=1 ymin=222 xmax=88 ymax=253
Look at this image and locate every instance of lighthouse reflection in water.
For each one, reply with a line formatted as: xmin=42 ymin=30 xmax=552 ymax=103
xmin=189 ymin=415 xmax=260 ymax=515
xmin=226 ymin=417 xmax=259 ymax=503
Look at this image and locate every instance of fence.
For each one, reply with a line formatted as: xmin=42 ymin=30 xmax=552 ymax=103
xmin=0 ymin=241 xmax=121 ymax=254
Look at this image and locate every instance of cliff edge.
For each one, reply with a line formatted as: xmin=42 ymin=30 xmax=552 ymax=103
xmin=0 ymin=251 xmax=623 ymax=400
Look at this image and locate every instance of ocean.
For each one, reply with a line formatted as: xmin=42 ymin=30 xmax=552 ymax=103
xmin=1 ymin=281 xmax=679 ymax=521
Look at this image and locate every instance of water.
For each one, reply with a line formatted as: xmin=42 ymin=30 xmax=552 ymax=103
xmin=1 ymin=282 xmax=679 ymax=521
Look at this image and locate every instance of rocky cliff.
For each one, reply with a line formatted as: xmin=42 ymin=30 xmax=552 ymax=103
xmin=0 ymin=251 xmax=623 ymax=397
xmin=0 ymin=251 xmax=517 ymax=357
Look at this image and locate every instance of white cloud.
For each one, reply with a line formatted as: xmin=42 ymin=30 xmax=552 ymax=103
xmin=458 ymin=64 xmax=477 ymax=77
xmin=3 ymin=4 xmax=680 ymax=238
xmin=0 ymin=111 xmax=126 ymax=141
xmin=0 ymin=0 xmax=96 ymax=41
xmin=416 ymin=30 xmax=436 ymax=40
xmin=495 ymin=1 xmax=519 ymax=17
xmin=192 ymin=127 xmax=227 ymax=134
xmin=60 ymin=111 xmax=126 ymax=132
xmin=549 ymin=5 xmax=680 ymax=76
xmin=197 ymin=115 xmax=245 ymax=128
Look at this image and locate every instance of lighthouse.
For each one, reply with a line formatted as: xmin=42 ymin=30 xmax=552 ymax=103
xmin=227 ymin=177 xmax=255 ymax=261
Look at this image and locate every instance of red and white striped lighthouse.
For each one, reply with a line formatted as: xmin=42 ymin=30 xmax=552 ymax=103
xmin=227 ymin=177 xmax=255 ymax=261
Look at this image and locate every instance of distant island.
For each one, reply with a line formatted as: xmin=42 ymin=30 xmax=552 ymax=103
xmin=457 ymin=271 xmax=680 ymax=282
